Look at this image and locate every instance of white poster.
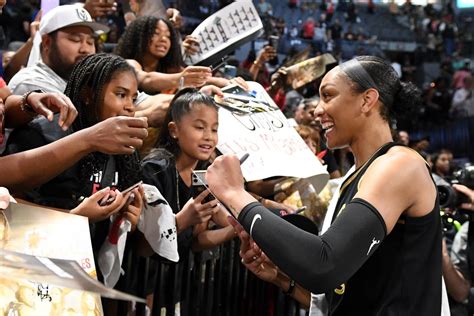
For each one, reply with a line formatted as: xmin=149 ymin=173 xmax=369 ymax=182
xmin=0 ymin=203 xmax=145 ymax=315
xmin=185 ymin=1 xmax=263 ymax=66
xmin=217 ymin=82 xmax=329 ymax=193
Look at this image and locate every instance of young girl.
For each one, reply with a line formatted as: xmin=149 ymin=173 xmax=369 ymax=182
xmin=3 ymin=54 xmax=145 ymax=314
xmin=63 ymin=53 xmax=144 ymax=238
xmin=431 ymin=151 xmax=452 ymax=180
xmin=62 ymin=53 xmax=146 ymax=315
xmin=141 ymin=88 xmax=235 ymax=313
xmin=13 ymin=52 xmax=144 ymax=263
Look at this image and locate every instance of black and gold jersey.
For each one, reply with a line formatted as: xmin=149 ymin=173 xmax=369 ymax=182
xmin=327 ymin=142 xmax=442 ymax=316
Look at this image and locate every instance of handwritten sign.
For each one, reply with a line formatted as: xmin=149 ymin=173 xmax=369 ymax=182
xmin=217 ymin=82 xmax=329 ymax=193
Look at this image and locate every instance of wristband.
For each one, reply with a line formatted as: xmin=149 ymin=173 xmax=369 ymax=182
xmin=283 ymin=279 xmax=296 ymax=296
xmin=20 ymin=89 xmax=42 ymax=114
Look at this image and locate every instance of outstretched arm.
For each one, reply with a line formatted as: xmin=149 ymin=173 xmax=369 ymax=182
xmin=1 ymin=116 xmax=148 ymax=192
xmin=5 ymin=92 xmax=77 ymax=130
xmin=127 ymin=59 xmax=211 ymax=93
xmin=206 ymin=150 xmax=434 ymax=293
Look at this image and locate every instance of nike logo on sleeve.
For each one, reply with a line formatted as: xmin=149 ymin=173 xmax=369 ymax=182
xmin=250 ymin=214 xmax=262 ymax=236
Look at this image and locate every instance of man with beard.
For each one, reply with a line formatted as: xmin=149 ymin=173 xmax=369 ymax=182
xmin=6 ymin=4 xmax=170 ymax=150
xmin=8 ymin=5 xmax=107 ymax=95
xmin=0 ymin=1 xmax=148 ymax=192
xmin=6 ymin=5 xmax=112 ymax=148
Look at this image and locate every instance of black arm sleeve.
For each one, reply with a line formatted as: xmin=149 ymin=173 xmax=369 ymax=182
xmin=238 ymin=198 xmax=387 ymax=293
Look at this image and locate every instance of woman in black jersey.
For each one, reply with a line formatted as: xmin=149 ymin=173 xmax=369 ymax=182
xmin=206 ymin=56 xmax=443 ymax=315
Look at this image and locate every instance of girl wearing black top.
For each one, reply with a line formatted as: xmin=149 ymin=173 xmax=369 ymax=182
xmin=140 ymin=88 xmax=235 ymax=313
xmin=206 ymin=56 xmax=443 ymax=315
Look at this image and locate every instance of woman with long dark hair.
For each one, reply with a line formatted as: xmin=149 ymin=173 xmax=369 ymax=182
xmin=115 ymin=16 xmax=218 ymax=94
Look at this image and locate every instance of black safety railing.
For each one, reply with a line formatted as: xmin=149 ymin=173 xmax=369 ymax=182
xmin=116 ymin=238 xmax=306 ymax=316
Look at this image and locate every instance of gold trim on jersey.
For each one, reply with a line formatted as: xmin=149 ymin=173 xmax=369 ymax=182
xmin=339 ymin=142 xmax=394 ymax=196
xmin=405 ymin=146 xmax=431 ymax=168
xmin=339 ymin=167 xmax=365 ymax=196
xmin=338 ymin=143 xmax=426 ymax=197
xmin=336 ymin=203 xmax=346 ymax=219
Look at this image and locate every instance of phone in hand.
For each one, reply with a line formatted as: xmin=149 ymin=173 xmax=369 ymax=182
xmin=191 ymin=170 xmax=215 ymax=203
xmin=223 ymin=65 xmax=237 ymax=79
xmin=294 ymin=206 xmax=307 ymax=214
xmin=100 ymin=181 xmax=143 ymax=206
xmin=269 ymin=35 xmax=279 ymax=48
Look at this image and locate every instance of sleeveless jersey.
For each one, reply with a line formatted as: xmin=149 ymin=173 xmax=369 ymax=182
xmin=326 ymin=142 xmax=442 ymax=316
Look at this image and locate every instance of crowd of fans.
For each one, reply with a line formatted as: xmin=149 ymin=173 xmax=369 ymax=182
xmin=0 ymin=0 xmax=473 ymax=315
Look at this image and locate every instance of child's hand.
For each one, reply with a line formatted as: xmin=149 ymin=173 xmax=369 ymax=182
xmin=176 ymin=189 xmax=219 ymax=233
xmin=122 ymin=185 xmax=144 ymax=232
xmin=71 ymin=187 xmax=129 ymax=222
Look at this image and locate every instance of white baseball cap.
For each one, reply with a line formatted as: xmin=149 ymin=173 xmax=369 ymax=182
xmin=28 ymin=5 xmax=109 ymax=67
xmin=39 ymin=5 xmax=110 ymax=35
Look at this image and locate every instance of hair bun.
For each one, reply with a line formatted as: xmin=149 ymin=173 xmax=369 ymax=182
xmin=391 ymin=81 xmax=421 ymax=122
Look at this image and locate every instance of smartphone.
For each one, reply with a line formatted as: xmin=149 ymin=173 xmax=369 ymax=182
xmin=101 ymin=181 xmax=143 ymax=205
xmin=221 ymin=83 xmax=255 ymax=100
xmin=223 ymin=65 xmax=237 ymax=79
xmin=269 ymin=35 xmax=279 ymax=48
xmin=210 ymin=56 xmax=229 ymax=74
xmin=191 ymin=170 xmax=215 ymax=203
xmin=294 ymin=206 xmax=307 ymax=214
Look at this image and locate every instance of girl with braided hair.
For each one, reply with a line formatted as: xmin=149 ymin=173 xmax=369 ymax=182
xmin=14 ymin=53 xmax=144 ymax=260
xmin=63 ymin=53 xmax=144 ymax=249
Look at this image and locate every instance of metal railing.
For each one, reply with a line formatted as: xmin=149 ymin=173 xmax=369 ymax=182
xmin=116 ymin=238 xmax=306 ymax=316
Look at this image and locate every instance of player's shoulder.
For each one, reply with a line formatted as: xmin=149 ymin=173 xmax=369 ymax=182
xmin=385 ymin=145 xmax=428 ymax=167
xmin=368 ymin=145 xmax=429 ymax=181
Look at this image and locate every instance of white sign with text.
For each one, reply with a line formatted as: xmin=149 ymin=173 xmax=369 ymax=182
xmin=217 ymin=82 xmax=329 ymax=193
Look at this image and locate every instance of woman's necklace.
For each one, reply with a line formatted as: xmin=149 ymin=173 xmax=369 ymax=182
xmin=175 ymin=167 xmax=181 ymax=211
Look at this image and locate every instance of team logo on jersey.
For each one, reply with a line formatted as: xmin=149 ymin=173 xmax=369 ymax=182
xmin=367 ymin=237 xmax=381 ymax=256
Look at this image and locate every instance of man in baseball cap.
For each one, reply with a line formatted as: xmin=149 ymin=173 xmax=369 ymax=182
xmin=9 ymin=5 xmax=109 ymax=95
xmin=7 ymin=5 xmax=110 ymax=148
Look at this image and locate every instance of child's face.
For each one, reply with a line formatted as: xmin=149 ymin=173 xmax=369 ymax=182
xmin=435 ymin=153 xmax=450 ymax=175
xmin=99 ymin=70 xmax=138 ymax=121
xmin=171 ymin=103 xmax=218 ymax=161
